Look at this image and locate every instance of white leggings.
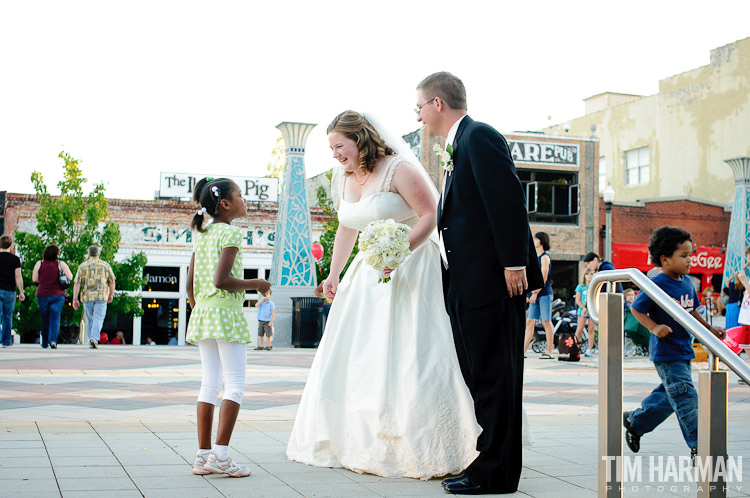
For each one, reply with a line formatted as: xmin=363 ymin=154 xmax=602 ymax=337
xmin=197 ymin=339 xmax=247 ymax=405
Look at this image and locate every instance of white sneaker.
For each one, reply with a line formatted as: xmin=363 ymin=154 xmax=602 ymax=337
xmin=192 ymin=454 xmax=210 ymax=475
xmin=203 ymin=453 xmax=251 ymax=477
xmin=584 ymin=350 xmax=593 ymax=357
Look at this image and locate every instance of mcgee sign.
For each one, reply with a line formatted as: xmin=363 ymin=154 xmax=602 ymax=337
xmin=159 ymin=172 xmax=279 ymax=202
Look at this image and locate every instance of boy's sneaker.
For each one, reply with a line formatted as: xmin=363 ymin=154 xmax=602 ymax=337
xmin=203 ymin=453 xmax=251 ymax=477
xmin=265 ymin=346 xmax=272 ymax=351
xmin=623 ymin=412 xmax=640 ymax=453
xmin=89 ymin=339 xmax=98 ymax=349
xmin=584 ymin=350 xmax=593 ymax=357
xmin=192 ymin=454 xmax=210 ymax=475
xmin=254 ymin=346 xmax=264 ymax=350
xmin=691 ymin=447 xmax=698 ymax=467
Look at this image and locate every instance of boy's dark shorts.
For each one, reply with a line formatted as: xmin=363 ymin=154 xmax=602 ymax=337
xmin=258 ymin=321 xmax=272 ymax=337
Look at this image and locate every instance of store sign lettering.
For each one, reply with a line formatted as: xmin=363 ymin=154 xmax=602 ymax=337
xmin=509 ymin=140 xmax=579 ymax=167
xmin=122 ymin=225 xmax=276 ymax=249
xmin=141 ymin=227 xmax=192 ymax=244
xmin=690 ymin=252 xmax=723 ymax=270
xmin=148 ymin=274 xmax=178 ymax=285
xmin=159 ymin=172 xmax=278 ymax=202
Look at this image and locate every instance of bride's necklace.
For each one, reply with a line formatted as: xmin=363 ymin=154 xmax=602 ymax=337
xmin=352 ymin=170 xmax=371 ymax=185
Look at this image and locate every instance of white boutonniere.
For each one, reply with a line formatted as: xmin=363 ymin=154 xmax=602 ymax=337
xmin=433 ymin=143 xmax=454 ymax=173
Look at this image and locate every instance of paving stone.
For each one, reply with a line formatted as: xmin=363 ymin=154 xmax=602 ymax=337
xmin=50 ymin=455 xmax=121 ymax=467
xmin=0 ymin=456 xmax=53 ymax=468
xmin=363 ymin=480 xmax=450 ymax=496
xmin=0 ymin=466 xmax=56 ymax=480
xmin=274 ymin=470 xmax=357 ymax=485
xmin=290 ymin=482 xmax=380 ymax=496
xmin=53 ymin=466 xmax=130 ymax=479
xmin=57 ymin=477 xmax=138 ymax=491
xmin=131 ymin=475 xmax=216 ymax=490
xmin=62 ymin=491 xmax=144 ymax=498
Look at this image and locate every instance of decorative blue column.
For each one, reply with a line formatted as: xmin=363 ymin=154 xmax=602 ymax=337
xmin=269 ymin=122 xmax=317 ymax=346
xmin=722 ymin=157 xmax=750 ymax=289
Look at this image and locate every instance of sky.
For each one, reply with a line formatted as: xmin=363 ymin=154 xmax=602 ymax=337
xmin=1 ymin=0 xmax=749 ymax=200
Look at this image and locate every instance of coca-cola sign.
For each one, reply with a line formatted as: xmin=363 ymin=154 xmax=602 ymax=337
xmin=613 ymin=243 xmax=725 ymax=275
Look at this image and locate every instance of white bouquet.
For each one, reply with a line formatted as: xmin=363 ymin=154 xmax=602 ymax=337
xmin=358 ymin=219 xmax=412 ymax=283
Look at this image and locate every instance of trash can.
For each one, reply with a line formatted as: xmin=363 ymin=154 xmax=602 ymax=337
xmin=291 ymin=297 xmax=325 ymax=348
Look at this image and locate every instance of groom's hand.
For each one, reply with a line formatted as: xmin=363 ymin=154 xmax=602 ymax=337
xmin=505 ymin=268 xmax=528 ymax=298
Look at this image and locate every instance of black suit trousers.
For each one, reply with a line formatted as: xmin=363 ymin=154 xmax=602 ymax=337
xmin=445 ymin=280 xmax=525 ymax=493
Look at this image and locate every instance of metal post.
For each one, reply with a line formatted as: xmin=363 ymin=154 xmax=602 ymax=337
xmin=598 ymin=291 xmax=623 ymax=498
xmin=605 ymin=202 xmax=613 ymax=262
xmin=697 ymin=368 xmax=728 ymax=498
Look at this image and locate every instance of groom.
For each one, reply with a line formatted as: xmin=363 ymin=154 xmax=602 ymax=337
xmin=417 ymin=72 xmax=543 ymax=495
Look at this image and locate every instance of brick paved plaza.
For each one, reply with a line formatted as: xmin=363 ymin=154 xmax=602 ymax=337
xmin=1 ymin=345 xmax=748 ymax=497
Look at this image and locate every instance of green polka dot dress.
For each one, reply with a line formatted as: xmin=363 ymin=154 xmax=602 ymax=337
xmin=186 ymin=223 xmax=251 ymax=345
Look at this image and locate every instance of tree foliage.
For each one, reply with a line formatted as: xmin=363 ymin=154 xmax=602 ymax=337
xmin=315 ymin=172 xmax=358 ymax=284
xmin=13 ymin=151 xmax=147 ymax=343
xmin=266 ymin=136 xmax=286 ymax=193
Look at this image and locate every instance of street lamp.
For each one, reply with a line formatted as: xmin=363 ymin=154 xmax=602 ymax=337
xmin=603 ymin=185 xmax=615 ymax=262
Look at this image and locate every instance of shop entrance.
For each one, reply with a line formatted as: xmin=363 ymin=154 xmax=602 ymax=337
xmin=140 ymin=298 xmax=191 ymax=345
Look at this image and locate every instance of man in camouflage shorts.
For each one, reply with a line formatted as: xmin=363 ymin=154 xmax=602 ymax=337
xmin=73 ymin=246 xmax=116 ymax=348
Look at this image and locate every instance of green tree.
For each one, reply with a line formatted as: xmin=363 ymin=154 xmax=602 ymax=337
xmin=266 ymin=136 xmax=286 ymax=193
xmin=13 ymin=151 xmax=147 ymax=343
xmin=315 ymin=172 xmax=358 ymax=284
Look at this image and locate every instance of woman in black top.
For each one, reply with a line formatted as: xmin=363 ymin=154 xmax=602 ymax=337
xmin=0 ymin=234 xmax=26 ymax=347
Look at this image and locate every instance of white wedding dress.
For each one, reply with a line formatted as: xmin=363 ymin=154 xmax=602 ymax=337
xmin=286 ymin=156 xmax=489 ymax=479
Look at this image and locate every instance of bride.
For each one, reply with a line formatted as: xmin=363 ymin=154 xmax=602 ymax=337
xmin=286 ymin=111 xmax=527 ymax=479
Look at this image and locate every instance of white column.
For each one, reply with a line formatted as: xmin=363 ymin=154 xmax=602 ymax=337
xmin=132 ymin=315 xmax=142 ymax=346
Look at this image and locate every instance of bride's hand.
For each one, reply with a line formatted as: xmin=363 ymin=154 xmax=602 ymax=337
xmin=323 ymin=276 xmax=339 ymax=300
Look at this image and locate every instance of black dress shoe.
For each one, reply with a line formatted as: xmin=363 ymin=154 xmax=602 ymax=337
xmin=441 ymin=475 xmax=465 ymax=488
xmin=443 ymin=476 xmax=486 ymax=495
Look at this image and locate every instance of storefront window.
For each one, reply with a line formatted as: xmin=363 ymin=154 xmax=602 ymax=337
xmin=141 ymin=298 xmax=181 ymax=345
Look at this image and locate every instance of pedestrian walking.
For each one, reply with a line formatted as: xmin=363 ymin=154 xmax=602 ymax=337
xmin=72 ymin=246 xmax=115 ymax=349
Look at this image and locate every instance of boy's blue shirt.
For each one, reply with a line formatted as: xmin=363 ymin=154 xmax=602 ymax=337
xmin=631 ymin=273 xmax=698 ymax=362
xmin=258 ymin=299 xmax=275 ymax=321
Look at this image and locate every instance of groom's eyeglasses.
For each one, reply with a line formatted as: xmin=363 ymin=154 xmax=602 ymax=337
xmin=414 ymin=98 xmax=436 ymax=115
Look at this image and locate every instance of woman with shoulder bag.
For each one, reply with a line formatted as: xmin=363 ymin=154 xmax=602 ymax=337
xmin=32 ymin=245 xmax=72 ymax=349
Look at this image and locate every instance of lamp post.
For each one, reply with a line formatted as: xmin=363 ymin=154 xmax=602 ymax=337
xmin=603 ymin=185 xmax=615 ymax=262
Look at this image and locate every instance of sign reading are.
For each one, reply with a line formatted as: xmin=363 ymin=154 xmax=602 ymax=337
xmin=508 ymin=140 xmax=579 ymax=167
xmin=159 ymin=172 xmax=279 ymax=202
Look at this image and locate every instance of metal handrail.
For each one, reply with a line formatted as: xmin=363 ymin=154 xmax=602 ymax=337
xmin=587 ymin=269 xmax=750 ymax=385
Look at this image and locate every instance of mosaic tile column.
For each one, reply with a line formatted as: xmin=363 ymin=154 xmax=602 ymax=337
xmin=269 ymin=122 xmax=317 ymax=346
xmin=722 ymin=157 xmax=750 ymax=289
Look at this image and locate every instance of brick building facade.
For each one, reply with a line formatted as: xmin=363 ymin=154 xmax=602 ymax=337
xmin=599 ymin=198 xmax=731 ymax=249
xmin=599 ymin=197 xmax=731 ymax=291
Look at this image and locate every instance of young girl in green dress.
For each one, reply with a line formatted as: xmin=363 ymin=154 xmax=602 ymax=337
xmin=187 ymin=177 xmax=270 ymax=478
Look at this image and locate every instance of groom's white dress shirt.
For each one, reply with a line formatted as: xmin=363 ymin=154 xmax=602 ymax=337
xmin=438 ymin=115 xmax=525 ymax=272
xmin=438 ymin=116 xmax=466 ymax=268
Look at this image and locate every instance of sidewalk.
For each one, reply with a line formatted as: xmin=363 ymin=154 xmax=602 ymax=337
xmin=1 ymin=345 xmax=748 ymax=497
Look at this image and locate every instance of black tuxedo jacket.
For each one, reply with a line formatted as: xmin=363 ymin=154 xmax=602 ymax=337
xmin=437 ymin=116 xmax=544 ymax=308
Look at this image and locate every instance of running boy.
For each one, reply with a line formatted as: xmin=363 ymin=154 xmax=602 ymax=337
xmin=624 ymin=226 xmax=725 ymax=461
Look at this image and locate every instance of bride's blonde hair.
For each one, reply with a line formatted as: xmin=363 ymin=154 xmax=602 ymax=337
xmin=327 ymin=110 xmax=395 ymax=175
